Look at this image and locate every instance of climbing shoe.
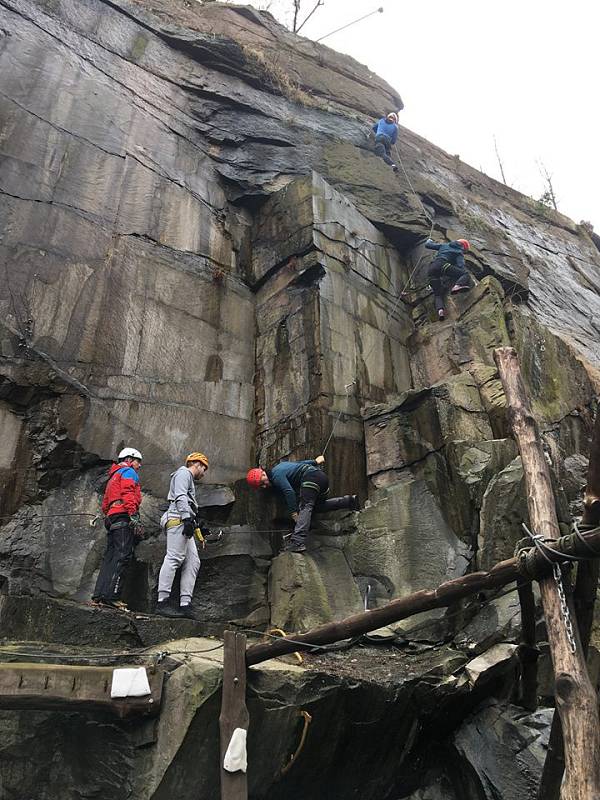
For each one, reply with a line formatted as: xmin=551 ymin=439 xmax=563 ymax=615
xmin=155 ymin=601 xmax=184 ymax=618
xmin=350 ymin=494 xmax=361 ymax=511
xmin=450 ymin=284 xmax=470 ymax=294
xmin=281 ymin=539 xmax=306 ymax=553
xmin=391 ymin=163 xmax=399 ymax=172
xmin=179 ymin=604 xmax=197 ymax=620
xmin=437 ymin=309 xmax=446 ymax=320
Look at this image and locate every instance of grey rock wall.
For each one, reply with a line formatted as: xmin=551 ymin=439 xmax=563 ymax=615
xmin=1 ymin=1 xmax=600 ymax=798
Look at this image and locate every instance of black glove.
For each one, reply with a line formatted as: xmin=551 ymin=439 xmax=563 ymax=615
xmin=182 ymin=518 xmax=195 ymax=539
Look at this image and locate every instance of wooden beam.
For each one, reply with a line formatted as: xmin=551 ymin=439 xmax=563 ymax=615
xmin=494 ymin=345 xmax=600 ymax=800
xmin=538 ymin=409 xmax=600 ymax=800
xmin=220 ymin=631 xmax=249 ymax=800
xmin=0 ymin=662 xmax=163 ymax=718
xmin=246 ymin=525 xmax=600 ymax=667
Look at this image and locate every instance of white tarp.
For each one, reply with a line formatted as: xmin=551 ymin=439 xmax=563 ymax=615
xmin=110 ymin=667 xmax=151 ymax=698
xmin=223 ymin=727 xmax=248 ymax=773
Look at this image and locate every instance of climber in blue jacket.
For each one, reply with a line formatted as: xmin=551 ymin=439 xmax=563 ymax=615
xmin=425 ymin=238 xmax=472 ymax=320
xmin=371 ymin=112 xmax=399 ymax=171
xmin=246 ymin=457 xmax=359 ymax=553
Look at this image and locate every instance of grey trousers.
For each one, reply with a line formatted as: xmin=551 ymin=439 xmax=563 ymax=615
xmin=157 ymin=523 xmax=201 ymax=604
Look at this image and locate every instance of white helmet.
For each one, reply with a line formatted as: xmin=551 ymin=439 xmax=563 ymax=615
xmin=118 ymin=447 xmax=143 ymax=461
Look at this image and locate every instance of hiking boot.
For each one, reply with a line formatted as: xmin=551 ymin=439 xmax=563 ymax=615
xmin=437 ymin=309 xmax=446 ymax=320
xmin=450 ymin=284 xmax=470 ymax=294
xmin=179 ymin=604 xmax=197 ymax=620
xmin=155 ymin=601 xmax=184 ymax=619
xmin=287 ymin=544 xmax=307 ymax=553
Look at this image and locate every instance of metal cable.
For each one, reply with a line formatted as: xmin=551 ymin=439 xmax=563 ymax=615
xmin=521 ymin=522 xmax=587 ymax=564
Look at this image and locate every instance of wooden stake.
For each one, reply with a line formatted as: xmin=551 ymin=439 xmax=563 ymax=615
xmin=538 ymin=409 xmax=600 ymax=800
xmin=494 ymin=346 xmax=600 ymax=800
xmin=220 ymin=631 xmax=249 ymax=800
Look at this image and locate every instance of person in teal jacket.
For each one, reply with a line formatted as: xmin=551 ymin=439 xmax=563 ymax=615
xmin=371 ymin=111 xmax=399 ymax=170
xmin=425 ymin=238 xmax=472 ymax=320
xmin=246 ymin=456 xmax=359 ymax=553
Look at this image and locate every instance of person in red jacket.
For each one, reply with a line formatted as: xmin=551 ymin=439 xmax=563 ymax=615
xmin=92 ymin=447 xmax=143 ymax=609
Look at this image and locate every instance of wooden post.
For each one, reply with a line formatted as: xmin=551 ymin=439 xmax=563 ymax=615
xmin=220 ymin=631 xmax=249 ymax=800
xmin=494 ymin=346 xmax=600 ymax=800
xmin=538 ymin=409 xmax=600 ymax=800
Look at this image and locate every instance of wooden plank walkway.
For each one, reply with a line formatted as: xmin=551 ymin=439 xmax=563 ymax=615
xmin=0 ymin=662 xmax=164 ymax=717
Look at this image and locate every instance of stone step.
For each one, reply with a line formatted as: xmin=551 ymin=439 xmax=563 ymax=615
xmin=0 ymin=595 xmax=209 ymax=649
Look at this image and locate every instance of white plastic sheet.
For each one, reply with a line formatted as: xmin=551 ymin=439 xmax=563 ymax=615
xmin=223 ymin=727 xmax=247 ymax=773
xmin=110 ymin=667 xmax=151 ymax=698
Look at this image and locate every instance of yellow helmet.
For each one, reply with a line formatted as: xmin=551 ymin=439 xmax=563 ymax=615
xmin=186 ymin=452 xmax=209 ymax=469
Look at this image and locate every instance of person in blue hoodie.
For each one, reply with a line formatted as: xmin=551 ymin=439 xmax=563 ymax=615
xmin=425 ymin=238 xmax=472 ymax=320
xmin=246 ymin=456 xmax=359 ymax=553
xmin=371 ymin=111 xmax=399 ymax=170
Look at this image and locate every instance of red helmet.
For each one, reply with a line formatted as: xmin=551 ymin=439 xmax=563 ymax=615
xmin=456 ymin=239 xmax=471 ymax=251
xmin=246 ymin=468 xmax=264 ymax=488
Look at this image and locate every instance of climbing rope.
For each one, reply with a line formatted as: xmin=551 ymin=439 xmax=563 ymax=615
xmin=321 ymin=381 xmax=356 ymax=455
xmin=0 ymin=512 xmax=98 ymax=521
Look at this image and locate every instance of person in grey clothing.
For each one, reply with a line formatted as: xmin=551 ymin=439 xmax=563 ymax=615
xmin=156 ymin=452 xmax=210 ymax=619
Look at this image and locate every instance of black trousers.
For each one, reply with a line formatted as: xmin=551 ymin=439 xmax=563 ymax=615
xmin=428 ymin=257 xmax=471 ymax=312
xmin=374 ymin=134 xmax=394 ymax=166
xmin=92 ymin=517 xmax=135 ymax=601
xmin=290 ymin=469 xmax=354 ymax=547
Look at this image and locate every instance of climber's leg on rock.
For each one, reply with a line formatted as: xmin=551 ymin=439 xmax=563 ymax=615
xmin=288 ymin=470 xmax=328 ymax=551
xmin=317 ymin=494 xmax=360 ymax=512
xmin=179 ymin=538 xmax=200 ymax=616
xmin=374 ymin=134 xmax=394 ymax=166
xmin=156 ymin=522 xmax=188 ymax=617
xmin=449 ymin=268 xmax=472 ymax=293
xmin=92 ymin=515 xmax=134 ymax=604
xmin=428 ymin=258 xmax=447 ymax=320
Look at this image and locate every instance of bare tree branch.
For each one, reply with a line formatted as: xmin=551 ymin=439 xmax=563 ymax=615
xmin=296 ymin=0 xmax=324 ymax=34
xmin=292 ymin=0 xmax=301 ymax=31
xmin=493 ymin=134 xmax=508 ymax=185
xmin=537 ymin=159 xmax=558 ymax=211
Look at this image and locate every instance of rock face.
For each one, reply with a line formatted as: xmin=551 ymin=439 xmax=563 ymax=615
xmin=1 ymin=1 xmax=600 ymax=798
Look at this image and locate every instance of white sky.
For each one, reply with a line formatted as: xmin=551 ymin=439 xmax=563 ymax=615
xmin=225 ymin=0 xmax=599 ymax=230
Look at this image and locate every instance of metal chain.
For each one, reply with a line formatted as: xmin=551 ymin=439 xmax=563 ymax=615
xmin=552 ymin=562 xmax=577 ymax=654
